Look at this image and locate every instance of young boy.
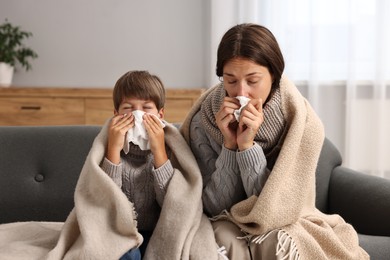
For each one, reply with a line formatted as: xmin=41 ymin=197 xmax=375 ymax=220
xmin=100 ymin=70 xmax=174 ymax=259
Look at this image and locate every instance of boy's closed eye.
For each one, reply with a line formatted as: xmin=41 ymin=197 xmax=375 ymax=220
xmin=143 ymin=106 xmax=155 ymax=111
xmin=121 ymin=106 xmax=133 ymax=113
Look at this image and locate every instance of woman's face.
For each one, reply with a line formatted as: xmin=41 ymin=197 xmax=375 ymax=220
xmin=222 ymin=57 xmax=273 ymax=102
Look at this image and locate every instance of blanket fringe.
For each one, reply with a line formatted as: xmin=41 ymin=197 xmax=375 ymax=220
xmin=251 ymin=230 xmax=300 ymax=260
xmin=131 ymin=203 xmax=138 ymax=227
xmin=217 ymin=246 xmax=230 ymax=260
xmin=210 ymin=212 xmax=300 ymax=259
xmin=209 ymin=210 xmax=230 ymax=222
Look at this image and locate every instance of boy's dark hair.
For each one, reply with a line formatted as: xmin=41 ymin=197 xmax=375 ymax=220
xmin=216 ymin=23 xmax=285 ymax=91
xmin=113 ymin=70 xmax=166 ymax=111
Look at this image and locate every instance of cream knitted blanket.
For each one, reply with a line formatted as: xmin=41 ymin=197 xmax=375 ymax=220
xmin=181 ymin=77 xmax=369 ymax=259
xmin=0 ymin=121 xmax=222 ymax=260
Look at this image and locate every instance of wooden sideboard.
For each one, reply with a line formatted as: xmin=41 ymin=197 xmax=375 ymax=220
xmin=0 ymin=87 xmax=205 ymax=126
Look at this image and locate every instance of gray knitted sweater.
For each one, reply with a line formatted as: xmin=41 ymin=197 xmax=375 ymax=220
xmin=101 ymin=145 xmax=174 ymax=231
xmin=189 ymin=111 xmax=270 ymax=217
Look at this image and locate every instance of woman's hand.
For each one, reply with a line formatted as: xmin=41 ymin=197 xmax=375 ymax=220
xmin=237 ymin=98 xmax=263 ymax=151
xmin=215 ymin=97 xmax=240 ymax=150
xmin=106 ymin=113 xmax=134 ymax=164
xmin=143 ymin=113 xmax=167 ymax=168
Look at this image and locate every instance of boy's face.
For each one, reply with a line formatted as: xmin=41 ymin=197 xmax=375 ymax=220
xmin=115 ymin=97 xmax=164 ymax=118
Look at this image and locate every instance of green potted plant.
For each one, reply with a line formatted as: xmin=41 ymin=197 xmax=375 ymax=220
xmin=0 ymin=19 xmax=38 ymax=87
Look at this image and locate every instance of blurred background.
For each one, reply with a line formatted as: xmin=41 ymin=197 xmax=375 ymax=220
xmin=1 ymin=0 xmax=389 ymax=178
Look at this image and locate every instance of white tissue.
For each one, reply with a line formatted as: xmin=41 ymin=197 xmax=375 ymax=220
xmin=233 ymin=96 xmax=250 ymax=121
xmin=123 ymin=110 xmax=165 ymax=153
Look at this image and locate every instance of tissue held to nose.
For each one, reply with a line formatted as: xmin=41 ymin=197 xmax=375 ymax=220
xmin=233 ymin=96 xmax=250 ymax=121
xmin=123 ymin=110 xmax=165 ymax=152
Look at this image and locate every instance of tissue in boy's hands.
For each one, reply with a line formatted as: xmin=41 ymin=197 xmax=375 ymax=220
xmin=233 ymin=96 xmax=250 ymax=121
xmin=123 ymin=110 xmax=165 ymax=153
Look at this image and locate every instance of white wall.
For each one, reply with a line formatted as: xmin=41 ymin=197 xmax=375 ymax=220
xmin=347 ymin=99 xmax=390 ymax=178
xmin=0 ymin=0 xmax=208 ymax=88
xmin=0 ymin=1 xmax=353 ymax=162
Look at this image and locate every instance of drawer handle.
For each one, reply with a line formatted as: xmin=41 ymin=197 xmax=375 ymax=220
xmin=20 ymin=106 xmax=41 ymax=110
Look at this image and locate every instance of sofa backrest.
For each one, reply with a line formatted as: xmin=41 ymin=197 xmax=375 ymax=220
xmin=0 ymin=125 xmax=342 ymax=224
xmin=0 ymin=125 xmax=101 ymax=224
xmin=315 ymin=138 xmax=342 ymax=213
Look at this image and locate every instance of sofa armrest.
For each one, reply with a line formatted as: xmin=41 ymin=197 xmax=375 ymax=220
xmin=328 ymin=166 xmax=390 ymax=236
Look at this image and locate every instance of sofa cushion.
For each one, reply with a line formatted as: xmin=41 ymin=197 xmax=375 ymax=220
xmin=358 ymin=234 xmax=390 ymax=260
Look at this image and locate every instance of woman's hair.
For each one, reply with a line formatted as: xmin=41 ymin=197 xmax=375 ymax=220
xmin=216 ymin=23 xmax=285 ymax=90
xmin=113 ymin=70 xmax=166 ymax=111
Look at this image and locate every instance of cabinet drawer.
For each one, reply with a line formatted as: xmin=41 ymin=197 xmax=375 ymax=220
xmin=0 ymin=97 xmax=85 ymax=125
xmin=85 ymin=98 xmax=114 ymax=125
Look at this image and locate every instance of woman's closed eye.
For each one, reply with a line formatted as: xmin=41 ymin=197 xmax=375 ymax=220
xmin=247 ymin=76 xmax=261 ymax=85
xmin=225 ymin=78 xmax=260 ymax=85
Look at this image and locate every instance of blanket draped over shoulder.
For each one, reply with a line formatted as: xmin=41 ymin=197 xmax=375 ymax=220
xmin=180 ymin=77 xmax=369 ymax=260
xmin=0 ymin=122 xmax=222 ymax=260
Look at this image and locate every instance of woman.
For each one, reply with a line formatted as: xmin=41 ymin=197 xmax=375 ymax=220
xmin=181 ymin=23 xmax=368 ymax=259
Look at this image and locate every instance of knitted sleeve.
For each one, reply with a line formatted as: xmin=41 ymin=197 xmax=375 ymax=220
xmin=237 ymin=143 xmax=270 ymax=196
xmin=100 ymin=157 xmax=123 ymax=187
xmin=203 ymin=146 xmax=247 ymax=216
xmin=190 ymin=112 xmax=270 ymax=216
xmin=152 ymin=160 xmax=174 ymax=206
xmin=187 ymin=114 xmax=236 ymax=216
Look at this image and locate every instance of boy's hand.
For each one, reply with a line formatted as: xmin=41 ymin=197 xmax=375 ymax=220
xmin=106 ymin=113 xmax=134 ymax=164
xmin=143 ymin=113 xmax=167 ymax=168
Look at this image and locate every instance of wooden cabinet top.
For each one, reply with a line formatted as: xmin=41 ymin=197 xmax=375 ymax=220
xmin=0 ymin=87 xmax=205 ymax=99
xmin=0 ymin=87 xmax=205 ymax=125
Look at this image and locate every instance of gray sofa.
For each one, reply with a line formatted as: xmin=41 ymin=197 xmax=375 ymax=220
xmin=0 ymin=125 xmax=390 ymax=259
